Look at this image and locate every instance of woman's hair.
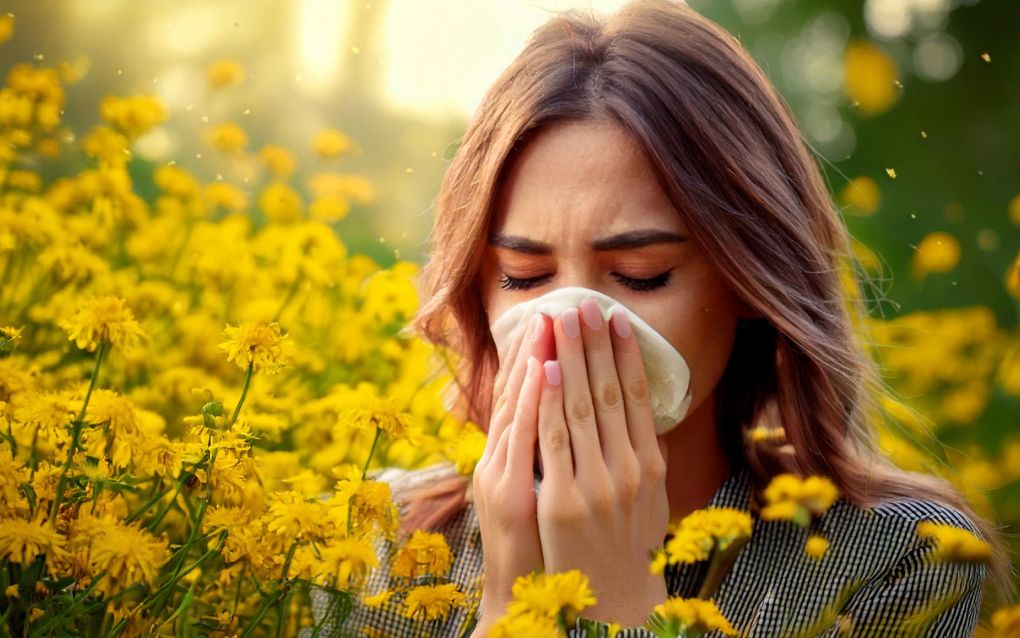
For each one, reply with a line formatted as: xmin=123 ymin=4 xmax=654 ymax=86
xmin=402 ymin=0 xmax=1015 ymax=607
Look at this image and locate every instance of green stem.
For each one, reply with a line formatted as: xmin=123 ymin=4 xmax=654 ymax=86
xmin=49 ymin=342 xmax=108 ymax=524
xmin=361 ymin=426 xmax=382 ymax=481
xmin=230 ymin=362 xmax=254 ymax=425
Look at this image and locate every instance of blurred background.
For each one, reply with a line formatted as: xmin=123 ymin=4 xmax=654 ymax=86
xmin=2 ymin=0 xmax=1018 ymax=578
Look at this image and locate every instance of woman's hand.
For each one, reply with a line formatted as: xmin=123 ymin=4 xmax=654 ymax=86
xmin=472 ymin=313 xmax=553 ymax=629
xmin=534 ymin=298 xmax=670 ymax=628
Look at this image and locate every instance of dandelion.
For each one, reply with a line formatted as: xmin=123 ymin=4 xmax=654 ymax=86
xmin=649 ymin=597 xmax=737 ymax=637
xmin=259 ymin=144 xmax=296 ymax=178
xmin=0 ymin=513 xmax=69 ymax=572
xmin=506 ymin=570 xmax=597 ymax=624
xmin=391 ymin=529 xmax=454 ymax=580
xmin=489 ymin=610 xmax=560 ymax=638
xmin=218 ymin=321 xmax=289 ymax=374
xmin=805 ymin=534 xmax=829 ymax=560
xmin=403 ymin=583 xmax=466 ymax=622
xmin=58 ymin=295 xmax=145 ymax=352
xmin=203 ymin=122 xmax=247 ymax=154
xmin=312 ymin=129 xmax=352 ymax=158
xmin=991 ymin=604 xmax=1020 ymax=635
xmin=912 ymin=231 xmax=961 ymax=279
xmin=317 ymin=537 xmax=379 ymax=589
xmin=444 ymin=422 xmax=486 ymax=476
xmin=99 ymin=94 xmax=167 ymax=139
xmin=207 ymin=60 xmax=244 ymax=88
xmin=340 ymin=393 xmax=415 ymax=442
xmin=651 ymin=507 xmax=752 ymax=574
xmin=915 ymin=521 xmax=992 ymax=564
xmin=361 ymin=589 xmax=394 ymax=609
xmin=761 ymin=474 xmax=840 ymax=527
xmin=88 ymin=519 xmax=170 ymax=597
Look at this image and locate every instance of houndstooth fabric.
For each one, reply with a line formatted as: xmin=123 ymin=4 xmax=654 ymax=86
xmin=307 ymin=461 xmax=987 ymax=638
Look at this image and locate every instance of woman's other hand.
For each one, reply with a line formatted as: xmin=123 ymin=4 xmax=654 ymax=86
xmin=535 ymin=298 xmax=670 ymax=628
xmin=472 ymin=313 xmax=553 ymax=630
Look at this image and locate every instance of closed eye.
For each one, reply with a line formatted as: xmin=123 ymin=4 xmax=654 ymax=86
xmin=498 ymin=269 xmax=674 ymax=292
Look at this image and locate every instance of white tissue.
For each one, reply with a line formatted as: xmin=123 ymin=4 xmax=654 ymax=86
xmin=489 ymin=286 xmax=693 ymax=436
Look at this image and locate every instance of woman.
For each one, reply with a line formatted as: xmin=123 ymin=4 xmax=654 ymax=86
xmin=315 ymin=1 xmax=1014 ymax=636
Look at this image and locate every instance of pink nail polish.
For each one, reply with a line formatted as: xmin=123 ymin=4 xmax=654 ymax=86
xmin=544 ymin=360 xmax=561 ymax=386
xmin=562 ymin=308 xmax=581 ymax=338
xmin=609 ymin=304 xmax=632 ymax=338
xmin=580 ymin=298 xmax=603 ymax=330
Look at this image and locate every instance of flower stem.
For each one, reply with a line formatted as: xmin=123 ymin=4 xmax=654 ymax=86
xmin=49 ymin=341 xmax=108 ymax=524
xmin=230 ymin=361 xmax=254 ymax=425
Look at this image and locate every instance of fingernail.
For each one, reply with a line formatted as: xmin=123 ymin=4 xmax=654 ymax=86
xmin=543 ymin=360 xmax=561 ymax=386
xmin=609 ymin=304 xmax=632 ymax=338
xmin=580 ymin=298 xmax=603 ymax=330
xmin=562 ymin=308 xmax=581 ymax=338
xmin=530 ymin=314 xmax=544 ymax=342
xmin=526 ymin=355 xmax=538 ymax=377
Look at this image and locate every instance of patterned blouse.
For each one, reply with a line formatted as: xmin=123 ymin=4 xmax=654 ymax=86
xmin=309 ymin=460 xmax=987 ymax=638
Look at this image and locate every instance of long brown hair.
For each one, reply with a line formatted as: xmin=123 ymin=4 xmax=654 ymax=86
xmin=401 ymin=0 xmax=1015 ymax=610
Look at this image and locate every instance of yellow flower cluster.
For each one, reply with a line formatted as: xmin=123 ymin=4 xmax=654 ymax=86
xmin=647 ymin=597 xmax=737 ymax=637
xmin=490 ymin=570 xmax=597 ymax=637
xmin=761 ymin=474 xmax=840 ymax=526
xmin=915 ymin=521 xmax=993 ymax=564
xmin=650 ymin=507 xmax=752 ymax=575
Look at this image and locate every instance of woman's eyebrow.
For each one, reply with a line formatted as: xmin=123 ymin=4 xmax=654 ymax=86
xmin=488 ymin=229 xmax=687 ymax=255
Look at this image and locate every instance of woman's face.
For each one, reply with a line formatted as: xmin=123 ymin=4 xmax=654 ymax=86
xmin=479 ymin=118 xmax=755 ymax=427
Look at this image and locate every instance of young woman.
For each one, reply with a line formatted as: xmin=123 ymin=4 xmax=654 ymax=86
xmin=315 ymin=1 xmax=1014 ymax=636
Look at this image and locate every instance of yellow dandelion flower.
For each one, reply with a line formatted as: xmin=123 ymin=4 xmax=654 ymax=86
xmin=912 ymin=231 xmax=960 ymax=279
xmin=506 ymin=569 xmax=597 ymax=622
xmin=839 ymin=176 xmax=880 ymax=216
xmin=0 ymin=513 xmax=70 ymax=572
xmin=312 ymin=128 xmax=352 ymax=158
xmin=489 ymin=610 xmax=560 ymax=638
xmin=651 ymin=597 xmax=737 ymax=636
xmin=444 ymin=422 xmax=486 ymax=476
xmin=403 ymin=583 xmax=465 ymax=622
xmin=259 ymin=144 xmax=296 ymax=178
xmin=915 ymin=521 xmax=992 ymax=564
xmin=805 ymin=534 xmax=829 ymax=560
xmin=99 ymin=94 xmax=167 ymax=139
xmin=991 ymin=604 xmax=1020 ymax=634
xmin=651 ymin=507 xmax=753 ymax=574
xmin=1005 ymin=249 xmax=1020 ymax=300
xmin=361 ymin=588 xmax=394 ymax=608
xmin=258 ymin=181 xmax=304 ymax=223
xmin=843 ymin=39 xmax=899 ymax=115
xmin=0 ymin=14 xmax=13 ymax=44
xmin=391 ymin=529 xmax=454 ymax=580
xmin=339 ymin=393 xmax=415 ymax=441
xmin=203 ymin=121 xmax=247 ymax=154
xmin=317 ymin=537 xmax=379 ymax=589
xmin=89 ymin=520 xmax=170 ymax=597
xmin=58 ymin=295 xmax=146 ymax=351
xmin=207 ymin=60 xmax=244 ymax=88
xmin=761 ymin=474 xmax=840 ymax=527
xmin=218 ymin=321 xmax=289 ymax=374
xmin=4 ymin=584 xmax=17 ymax=598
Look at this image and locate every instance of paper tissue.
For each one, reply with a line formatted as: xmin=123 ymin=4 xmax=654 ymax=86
xmin=489 ymin=286 xmax=693 ymax=437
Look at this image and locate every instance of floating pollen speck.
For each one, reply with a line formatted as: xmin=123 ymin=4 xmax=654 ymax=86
xmin=910 ymin=213 xmax=917 ymax=219
xmin=981 ymin=52 xmax=991 ymax=62
xmin=886 ymin=168 xmax=897 ymax=179
xmin=405 ymin=167 xmax=413 ymax=174
xmin=351 ymin=46 xmax=361 ymax=55
xmin=243 ymin=108 xmax=251 ymax=115
xmin=894 ymin=80 xmax=903 ymax=88
xmin=921 ymin=131 xmax=928 ymax=138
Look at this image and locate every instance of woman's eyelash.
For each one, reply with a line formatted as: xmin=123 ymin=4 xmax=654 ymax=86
xmin=498 ymin=269 xmax=673 ymax=292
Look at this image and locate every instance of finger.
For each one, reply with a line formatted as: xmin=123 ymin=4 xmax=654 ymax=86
xmin=484 ymin=314 xmax=542 ymax=462
xmin=490 ymin=318 xmax=529 ymax=414
xmin=607 ymin=303 xmax=659 ymax=463
xmin=537 ymin=359 xmax=572 ymax=484
xmin=506 ymin=355 xmax=543 ymax=483
xmin=553 ymin=306 xmax=605 ymax=482
xmin=578 ymin=297 xmax=634 ymax=472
